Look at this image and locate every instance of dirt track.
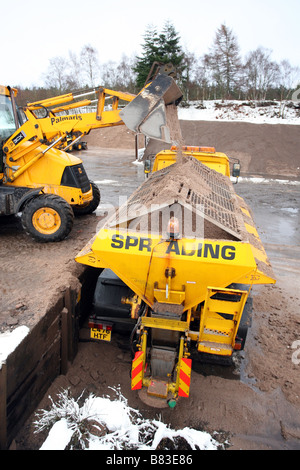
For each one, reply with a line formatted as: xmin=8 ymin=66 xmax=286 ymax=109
xmin=1 ymin=120 xmax=299 ymax=450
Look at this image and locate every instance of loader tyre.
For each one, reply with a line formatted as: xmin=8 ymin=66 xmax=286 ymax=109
xmin=72 ymin=180 xmax=100 ymax=216
xmin=21 ymin=194 xmax=74 ymax=242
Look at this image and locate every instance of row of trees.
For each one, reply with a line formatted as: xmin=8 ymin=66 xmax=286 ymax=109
xmin=188 ymin=24 xmax=299 ymax=102
xmin=16 ymin=22 xmax=299 ymax=106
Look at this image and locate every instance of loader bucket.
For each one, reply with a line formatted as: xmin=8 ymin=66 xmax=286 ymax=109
xmin=119 ymin=74 xmax=183 ymax=143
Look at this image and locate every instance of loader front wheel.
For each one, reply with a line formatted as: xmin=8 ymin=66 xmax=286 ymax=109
xmin=72 ymin=180 xmax=100 ymax=216
xmin=21 ymin=194 xmax=74 ymax=242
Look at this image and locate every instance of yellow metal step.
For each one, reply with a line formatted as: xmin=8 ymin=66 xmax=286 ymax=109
xmin=202 ymin=327 xmax=232 ymax=342
xmin=198 ymin=340 xmax=233 ymax=355
xmin=198 ymin=286 xmax=248 ymax=356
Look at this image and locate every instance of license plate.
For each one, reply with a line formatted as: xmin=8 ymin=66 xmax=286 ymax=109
xmin=90 ymin=327 xmax=112 ymax=342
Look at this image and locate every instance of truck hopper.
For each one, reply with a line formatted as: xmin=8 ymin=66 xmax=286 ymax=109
xmin=76 ymin=153 xmax=275 ymax=404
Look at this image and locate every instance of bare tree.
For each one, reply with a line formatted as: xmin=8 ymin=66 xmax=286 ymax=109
xmin=80 ymin=44 xmax=100 ymax=87
xmin=180 ymin=50 xmax=197 ymax=101
xmin=44 ymin=56 xmax=69 ymax=93
xmin=244 ymin=47 xmax=279 ymax=100
xmin=100 ymin=54 xmax=137 ymax=92
xmin=277 ymin=60 xmax=300 ymax=99
xmin=100 ymin=61 xmax=119 ymax=88
xmin=116 ymin=54 xmax=137 ymax=92
xmin=68 ymin=51 xmax=82 ymax=89
xmin=277 ymin=60 xmax=300 ymax=117
xmin=194 ymin=55 xmax=216 ymax=101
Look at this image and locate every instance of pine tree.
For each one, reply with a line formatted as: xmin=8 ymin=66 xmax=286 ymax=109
xmin=134 ymin=25 xmax=160 ymax=88
xmin=159 ymin=21 xmax=185 ymax=69
xmin=134 ymin=21 xmax=184 ymax=88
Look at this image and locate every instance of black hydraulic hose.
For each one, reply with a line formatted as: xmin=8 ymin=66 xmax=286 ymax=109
xmin=129 ymin=301 xmax=146 ymax=359
xmin=129 ymin=321 xmax=140 ymax=359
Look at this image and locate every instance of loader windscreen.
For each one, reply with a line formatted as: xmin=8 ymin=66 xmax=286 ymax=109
xmin=0 ymin=95 xmax=17 ymax=141
xmin=0 ymin=95 xmax=17 ymax=170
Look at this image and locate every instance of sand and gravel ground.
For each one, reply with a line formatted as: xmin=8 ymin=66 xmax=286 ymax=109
xmin=1 ymin=120 xmax=299 ymax=450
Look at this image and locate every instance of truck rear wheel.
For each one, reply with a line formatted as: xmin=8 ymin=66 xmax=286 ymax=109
xmin=21 ymin=194 xmax=74 ymax=242
xmin=73 ymin=180 xmax=100 ymax=216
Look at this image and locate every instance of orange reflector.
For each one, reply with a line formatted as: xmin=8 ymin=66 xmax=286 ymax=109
xmin=178 ymin=358 xmax=192 ymax=397
xmin=167 ymin=216 xmax=180 ymax=239
xmin=171 ymin=145 xmax=216 ymax=153
xmin=131 ymin=351 xmax=144 ymax=390
xmin=88 ymin=320 xmax=112 ymax=330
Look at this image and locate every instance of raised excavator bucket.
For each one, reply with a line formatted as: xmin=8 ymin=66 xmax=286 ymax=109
xmin=119 ymin=73 xmax=183 ymax=143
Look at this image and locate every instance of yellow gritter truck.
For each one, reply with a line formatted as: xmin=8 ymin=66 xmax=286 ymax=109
xmin=75 ymin=144 xmax=276 ymax=407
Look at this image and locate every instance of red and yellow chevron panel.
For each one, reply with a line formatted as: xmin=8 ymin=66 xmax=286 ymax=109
xmin=131 ymin=351 xmax=144 ymax=390
xmin=178 ymin=358 xmax=192 ymax=397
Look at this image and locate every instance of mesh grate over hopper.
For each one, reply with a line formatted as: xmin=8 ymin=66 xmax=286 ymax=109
xmin=108 ymin=156 xmax=247 ymax=241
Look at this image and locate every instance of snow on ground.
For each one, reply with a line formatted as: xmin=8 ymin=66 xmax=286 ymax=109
xmin=94 ymin=179 xmax=119 ymax=185
xmin=231 ymin=176 xmax=300 ymax=185
xmin=0 ymin=325 xmax=29 ymax=369
xmin=178 ymin=100 xmax=300 ymax=125
xmin=36 ymin=388 xmax=223 ymax=450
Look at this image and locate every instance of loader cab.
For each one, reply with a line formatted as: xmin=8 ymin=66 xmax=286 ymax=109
xmin=0 ymin=87 xmax=18 ymax=172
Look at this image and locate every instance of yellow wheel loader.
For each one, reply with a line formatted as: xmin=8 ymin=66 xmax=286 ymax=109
xmin=0 ymin=72 xmax=182 ymax=241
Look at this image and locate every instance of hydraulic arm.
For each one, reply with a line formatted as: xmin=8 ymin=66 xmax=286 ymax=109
xmin=0 ymin=71 xmax=183 ymax=242
xmin=22 ymin=87 xmax=137 ymax=152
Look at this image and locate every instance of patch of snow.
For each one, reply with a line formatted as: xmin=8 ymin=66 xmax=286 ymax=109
xmin=40 ymin=419 xmax=74 ymax=450
xmin=0 ymin=325 xmax=29 ymax=369
xmin=94 ymin=179 xmax=118 ymax=185
xmin=178 ymin=100 xmax=300 ymax=125
xmin=281 ymin=207 xmax=298 ymax=214
xmin=138 ymin=148 xmax=145 ymax=160
xmin=35 ymin=388 xmax=223 ymax=451
xmin=231 ymin=176 xmax=300 ymax=185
